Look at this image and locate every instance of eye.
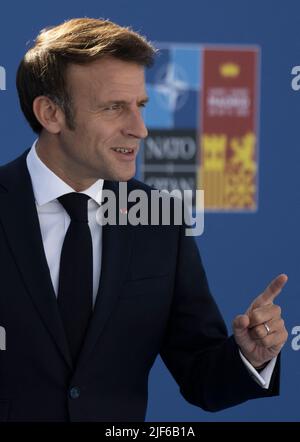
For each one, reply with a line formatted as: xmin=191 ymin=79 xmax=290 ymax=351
xmin=104 ymin=103 xmax=123 ymax=111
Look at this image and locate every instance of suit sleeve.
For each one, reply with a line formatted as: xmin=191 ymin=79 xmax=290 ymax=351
xmin=159 ymin=225 xmax=280 ymax=412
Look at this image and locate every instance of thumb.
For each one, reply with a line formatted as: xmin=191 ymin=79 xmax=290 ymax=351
xmin=233 ymin=314 xmax=250 ymax=337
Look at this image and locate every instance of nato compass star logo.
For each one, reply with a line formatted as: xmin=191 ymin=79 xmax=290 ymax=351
xmin=154 ymin=63 xmax=190 ymax=112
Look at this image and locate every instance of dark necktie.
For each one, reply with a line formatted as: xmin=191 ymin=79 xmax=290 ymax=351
xmin=57 ymin=192 xmax=93 ymax=364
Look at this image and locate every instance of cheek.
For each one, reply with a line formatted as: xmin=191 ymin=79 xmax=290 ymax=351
xmin=86 ymin=116 xmax=120 ymax=143
xmin=85 ymin=123 xmax=115 ymax=146
xmin=67 ymin=115 xmax=121 ymax=157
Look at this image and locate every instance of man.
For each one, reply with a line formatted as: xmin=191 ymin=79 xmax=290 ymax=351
xmin=0 ymin=17 xmax=287 ymax=421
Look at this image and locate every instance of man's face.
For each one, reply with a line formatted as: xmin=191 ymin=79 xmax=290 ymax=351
xmin=59 ymin=57 xmax=148 ymax=182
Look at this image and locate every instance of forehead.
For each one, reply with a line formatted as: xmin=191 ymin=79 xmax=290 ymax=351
xmin=67 ymin=57 xmax=146 ymax=101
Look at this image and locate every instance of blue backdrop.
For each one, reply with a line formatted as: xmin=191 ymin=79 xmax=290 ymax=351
xmin=0 ymin=0 xmax=299 ymax=422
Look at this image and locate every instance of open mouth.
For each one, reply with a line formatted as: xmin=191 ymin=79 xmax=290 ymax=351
xmin=112 ymin=147 xmax=134 ymax=154
xmin=111 ymin=147 xmax=137 ymax=161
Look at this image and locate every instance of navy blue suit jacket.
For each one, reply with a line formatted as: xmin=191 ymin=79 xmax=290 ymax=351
xmin=0 ymin=150 xmax=279 ymax=421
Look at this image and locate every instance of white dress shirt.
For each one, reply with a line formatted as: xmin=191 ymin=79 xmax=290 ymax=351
xmin=26 ymin=139 xmax=275 ymax=388
xmin=26 ymin=140 xmax=103 ymax=307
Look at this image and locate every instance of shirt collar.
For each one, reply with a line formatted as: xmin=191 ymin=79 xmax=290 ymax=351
xmin=26 ymin=139 xmax=104 ymax=206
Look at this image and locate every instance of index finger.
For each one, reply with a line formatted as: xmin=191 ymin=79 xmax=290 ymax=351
xmin=252 ymin=273 xmax=288 ymax=308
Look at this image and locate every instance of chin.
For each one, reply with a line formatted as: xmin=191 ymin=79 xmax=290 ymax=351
xmin=118 ymin=175 xmax=135 ymax=183
xmin=115 ymin=169 xmax=136 ymax=182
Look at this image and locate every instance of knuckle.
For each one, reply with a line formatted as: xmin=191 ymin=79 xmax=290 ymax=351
xmin=274 ymin=305 xmax=282 ymax=316
xmin=250 ymin=310 xmax=261 ymax=325
xmin=254 ymin=326 xmax=266 ymax=339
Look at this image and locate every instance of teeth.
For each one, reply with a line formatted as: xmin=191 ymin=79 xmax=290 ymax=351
xmin=114 ymin=148 xmax=133 ymax=153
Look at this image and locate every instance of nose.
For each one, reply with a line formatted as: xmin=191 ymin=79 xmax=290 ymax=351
xmin=122 ymin=108 xmax=148 ymax=139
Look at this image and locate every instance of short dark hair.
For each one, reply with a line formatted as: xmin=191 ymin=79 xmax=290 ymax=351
xmin=16 ymin=17 xmax=156 ymax=133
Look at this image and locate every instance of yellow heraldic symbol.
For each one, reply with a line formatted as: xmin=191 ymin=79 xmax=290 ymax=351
xmin=200 ymin=133 xmax=257 ymax=209
xmin=225 ymin=133 xmax=257 ymax=209
xmin=230 ymin=133 xmax=256 ymax=173
xmin=202 ymin=134 xmax=226 ymax=172
xmin=224 ymin=172 xmax=256 ymax=209
xmin=219 ymin=62 xmax=240 ymax=78
xmin=200 ymin=134 xmax=227 ymax=208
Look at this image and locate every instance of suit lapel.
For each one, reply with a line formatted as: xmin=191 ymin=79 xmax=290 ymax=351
xmin=0 ymin=152 xmax=73 ymax=370
xmin=76 ymin=180 xmax=134 ymax=370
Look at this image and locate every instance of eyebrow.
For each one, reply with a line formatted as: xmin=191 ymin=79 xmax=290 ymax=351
xmin=138 ymin=97 xmax=149 ymax=105
xmin=99 ymin=97 xmax=149 ymax=107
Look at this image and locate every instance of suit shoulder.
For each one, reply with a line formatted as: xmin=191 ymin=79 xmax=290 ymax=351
xmin=0 ymin=149 xmax=29 ymax=173
xmin=0 ymin=149 xmax=30 ymax=192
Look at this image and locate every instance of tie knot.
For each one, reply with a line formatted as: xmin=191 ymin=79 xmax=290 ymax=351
xmin=58 ymin=193 xmax=90 ymax=223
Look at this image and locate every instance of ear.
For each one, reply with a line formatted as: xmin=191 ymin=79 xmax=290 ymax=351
xmin=32 ymin=96 xmax=65 ymax=134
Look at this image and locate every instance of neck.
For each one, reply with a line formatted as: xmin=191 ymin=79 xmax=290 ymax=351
xmin=36 ymin=133 xmax=97 ymax=192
